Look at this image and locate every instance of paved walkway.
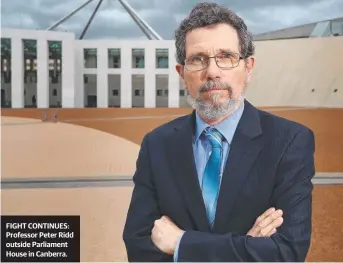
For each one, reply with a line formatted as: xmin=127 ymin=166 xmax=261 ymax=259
xmin=2 ymin=173 xmax=342 ymax=189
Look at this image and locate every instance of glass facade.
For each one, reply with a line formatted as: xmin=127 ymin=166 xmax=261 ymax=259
xmin=179 ymin=77 xmax=190 ymax=108
xmin=84 ymin=74 xmax=97 ymax=107
xmin=156 ymin=74 xmax=168 ymax=107
xmin=108 ymin=48 xmax=121 ymax=68
xmin=156 ymin=49 xmax=168 ymax=68
xmin=132 ymin=49 xmax=145 ymax=68
xmin=23 ymin=39 xmax=37 ymax=108
xmin=1 ymin=38 xmax=11 ymax=108
xmin=310 ymin=19 xmax=343 ymax=37
xmin=48 ymin=41 xmax=62 ymax=107
xmin=330 ymin=19 xmax=343 ymax=36
xmin=84 ymin=48 xmax=97 ymax=68
xmin=132 ymin=74 xmax=144 ymax=107
xmin=108 ymin=74 xmax=121 ymax=107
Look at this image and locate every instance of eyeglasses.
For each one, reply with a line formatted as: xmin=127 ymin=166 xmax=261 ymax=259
xmin=184 ymin=52 xmax=245 ymax=72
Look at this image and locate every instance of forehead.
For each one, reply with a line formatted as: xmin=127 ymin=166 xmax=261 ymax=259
xmin=185 ymin=23 xmax=240 ymax=56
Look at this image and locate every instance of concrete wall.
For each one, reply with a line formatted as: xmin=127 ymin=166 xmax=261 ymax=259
xmin=246 ymin=36 xmax=343 ymax=107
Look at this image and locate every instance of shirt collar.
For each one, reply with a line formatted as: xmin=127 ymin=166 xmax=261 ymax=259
xmin=194 ymin=101 xmax=245 ymax=145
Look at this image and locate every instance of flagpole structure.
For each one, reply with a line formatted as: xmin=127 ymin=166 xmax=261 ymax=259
xmin=46 ymin=0 xmax=162 ymax=40
xmin=45 ymin=0 xmax=95 ymax=31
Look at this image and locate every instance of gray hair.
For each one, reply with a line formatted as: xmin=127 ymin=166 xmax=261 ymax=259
xmin=174 ymin=2 xmax=255 ymax=65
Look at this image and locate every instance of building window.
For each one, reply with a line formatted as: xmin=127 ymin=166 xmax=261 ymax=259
xmin=53 ymin=89 xmax=57 ymax=96
xmin=1 ymin=56 xmax=11 ymax=83
xmin=132 ymin=49 xmax=145 ymax=68
xmin=180 ymin=90 xmax=185 ymax=96
xmin=156 ymin=49 xmax=168 ymax=68
xmin=157 ymin=89 xmax=163 ymax=96
xmin=135 ymin=57 xmax=144 ymax=68
xmin=84 ymin=48 xmax=97 ymax=68
xmin=113 ymin=57 xmax=120 ymax=68
xmin=108 ymin=74 xmax=121 ymax=107
xmin=132 ymin=74 xmax=144 ymax=107
xmin=108 ymin=49 xmax=121 ymax=68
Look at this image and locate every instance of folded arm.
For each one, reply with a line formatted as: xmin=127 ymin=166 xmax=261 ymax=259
xmin=177 ymin=127 xmax=315 ymax=262
xmin=123 ymin=134 xmax=172 ymax=262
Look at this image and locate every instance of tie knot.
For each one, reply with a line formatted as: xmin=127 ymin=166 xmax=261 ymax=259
xmin=204 ymin=128 xmax=223 ymax=148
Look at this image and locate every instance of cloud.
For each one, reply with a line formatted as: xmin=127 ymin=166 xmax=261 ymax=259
xmin=1 ymin=0 xmax=342 ymax=39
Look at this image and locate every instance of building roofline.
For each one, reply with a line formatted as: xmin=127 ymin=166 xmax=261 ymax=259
xmin=254 ymin=16 xmax=343 ymax=36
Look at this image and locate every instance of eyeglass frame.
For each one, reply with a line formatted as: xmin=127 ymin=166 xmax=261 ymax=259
xmin=183 ymin=52 xmax=246 ymax=72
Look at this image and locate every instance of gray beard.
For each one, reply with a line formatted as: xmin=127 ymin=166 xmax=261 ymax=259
xmin=185 ymin=80 xmax=244 ymax=121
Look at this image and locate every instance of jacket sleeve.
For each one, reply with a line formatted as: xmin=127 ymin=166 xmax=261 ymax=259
xmin=177 ymin=127 xmax=315 ymax=262
xmin=122 ymin=134 xmax=172 ymax=262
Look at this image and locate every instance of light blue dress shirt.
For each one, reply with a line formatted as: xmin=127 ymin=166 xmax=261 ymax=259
xmin=173 ymin=101 xmax=245 ymax=261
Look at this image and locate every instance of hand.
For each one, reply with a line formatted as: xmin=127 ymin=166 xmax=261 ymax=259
xmin=247 ymin=207 xmax=283 ymax=237
xmin=151 ymin=215 xmax=185 ymax=255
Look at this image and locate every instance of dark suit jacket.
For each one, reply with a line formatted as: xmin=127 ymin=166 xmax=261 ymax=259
xmin=122 ymin=100 xmax=315 ymax=262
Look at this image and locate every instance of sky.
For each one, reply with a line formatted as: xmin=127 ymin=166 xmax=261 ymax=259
xmin=1 ymin=0 xmax=343 ymax=40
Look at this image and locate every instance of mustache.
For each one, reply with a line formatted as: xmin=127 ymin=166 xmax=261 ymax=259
xmin=199 ymin=80 xmax=232 ymax=93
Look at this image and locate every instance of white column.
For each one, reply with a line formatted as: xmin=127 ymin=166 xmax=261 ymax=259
xmin=121 ymin=45 xmax=132 ymax=108
xmin=144 ymin=44 xmax=155 ymax=108
xmin=37 ymin=39 xmax=49 ymax=108
xmin=97 ymin=46 xmax=108 ymax=108
xmin=11 ymin=37 xmax=24 ymax=108
xmin=61 ymin=36 xmax=75 ymax=108
xmin=168 ymin=46 xmax=179 ymax=107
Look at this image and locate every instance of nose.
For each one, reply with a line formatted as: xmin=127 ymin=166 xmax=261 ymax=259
xmin=205 ymin=57 xmax=222 ymax=81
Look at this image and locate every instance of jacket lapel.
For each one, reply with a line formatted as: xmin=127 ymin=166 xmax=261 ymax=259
xmin=213 ymin=101 xmax=263 ymax=233
xmin=166 ymin=111 xmax=211 ymax=232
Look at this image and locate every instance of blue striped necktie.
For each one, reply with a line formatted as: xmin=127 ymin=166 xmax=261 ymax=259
xmin=202 ymin=128 xmax=223 ymax=227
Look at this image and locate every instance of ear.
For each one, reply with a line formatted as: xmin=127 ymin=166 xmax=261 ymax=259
xmin=245 ymin=56 xmax=255 ymax=82
xmin=245 ymin=56 xmax=255 ymax=73
xmin=175 ymin=64 xmax=184 ymax=79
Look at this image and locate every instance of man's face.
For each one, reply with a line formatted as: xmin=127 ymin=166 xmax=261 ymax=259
xmin=176 ymin=23 xmax=255 ymax=120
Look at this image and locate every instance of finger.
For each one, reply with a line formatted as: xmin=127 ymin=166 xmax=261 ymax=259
xmin=154 ymin=219 xmax=163 ymax=229
xmin=247 ymin=228 xmax=259 ymax=237
xmin=248 ymin=223 xmax=264 ymax=237
xmin=262 ymin=226 xmax=277 ymax=237
xmin=261 ymin=217 xmax=283 ymax=236
xmin=163 ymin=217 xmax=170 ymax=223
xmin=273 ymin=216 xmax=283 ymax=228
xmin=163 ymin=215 xmax=173 ymax=223
xmin=265 ymin=228 xmax=277 ymax=237
xmin=248 ymin=208 xmax=278 ymax=237
xmin=255 ymin=207 xmax=276 ymax=225
xmin=259 ymin=209 xmax=283 ymax=228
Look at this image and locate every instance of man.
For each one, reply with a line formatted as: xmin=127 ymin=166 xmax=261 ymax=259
xmin=123 ymin=2 xmax=315 ymax=262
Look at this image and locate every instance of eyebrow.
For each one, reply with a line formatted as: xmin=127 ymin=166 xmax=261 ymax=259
xmin=218 ymin=48 xmax=236 ymax=54
xmin=187 ymin=51 xmax=208 ymax=57
xmin=187 ymin=48 xmax=237 ymax=57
